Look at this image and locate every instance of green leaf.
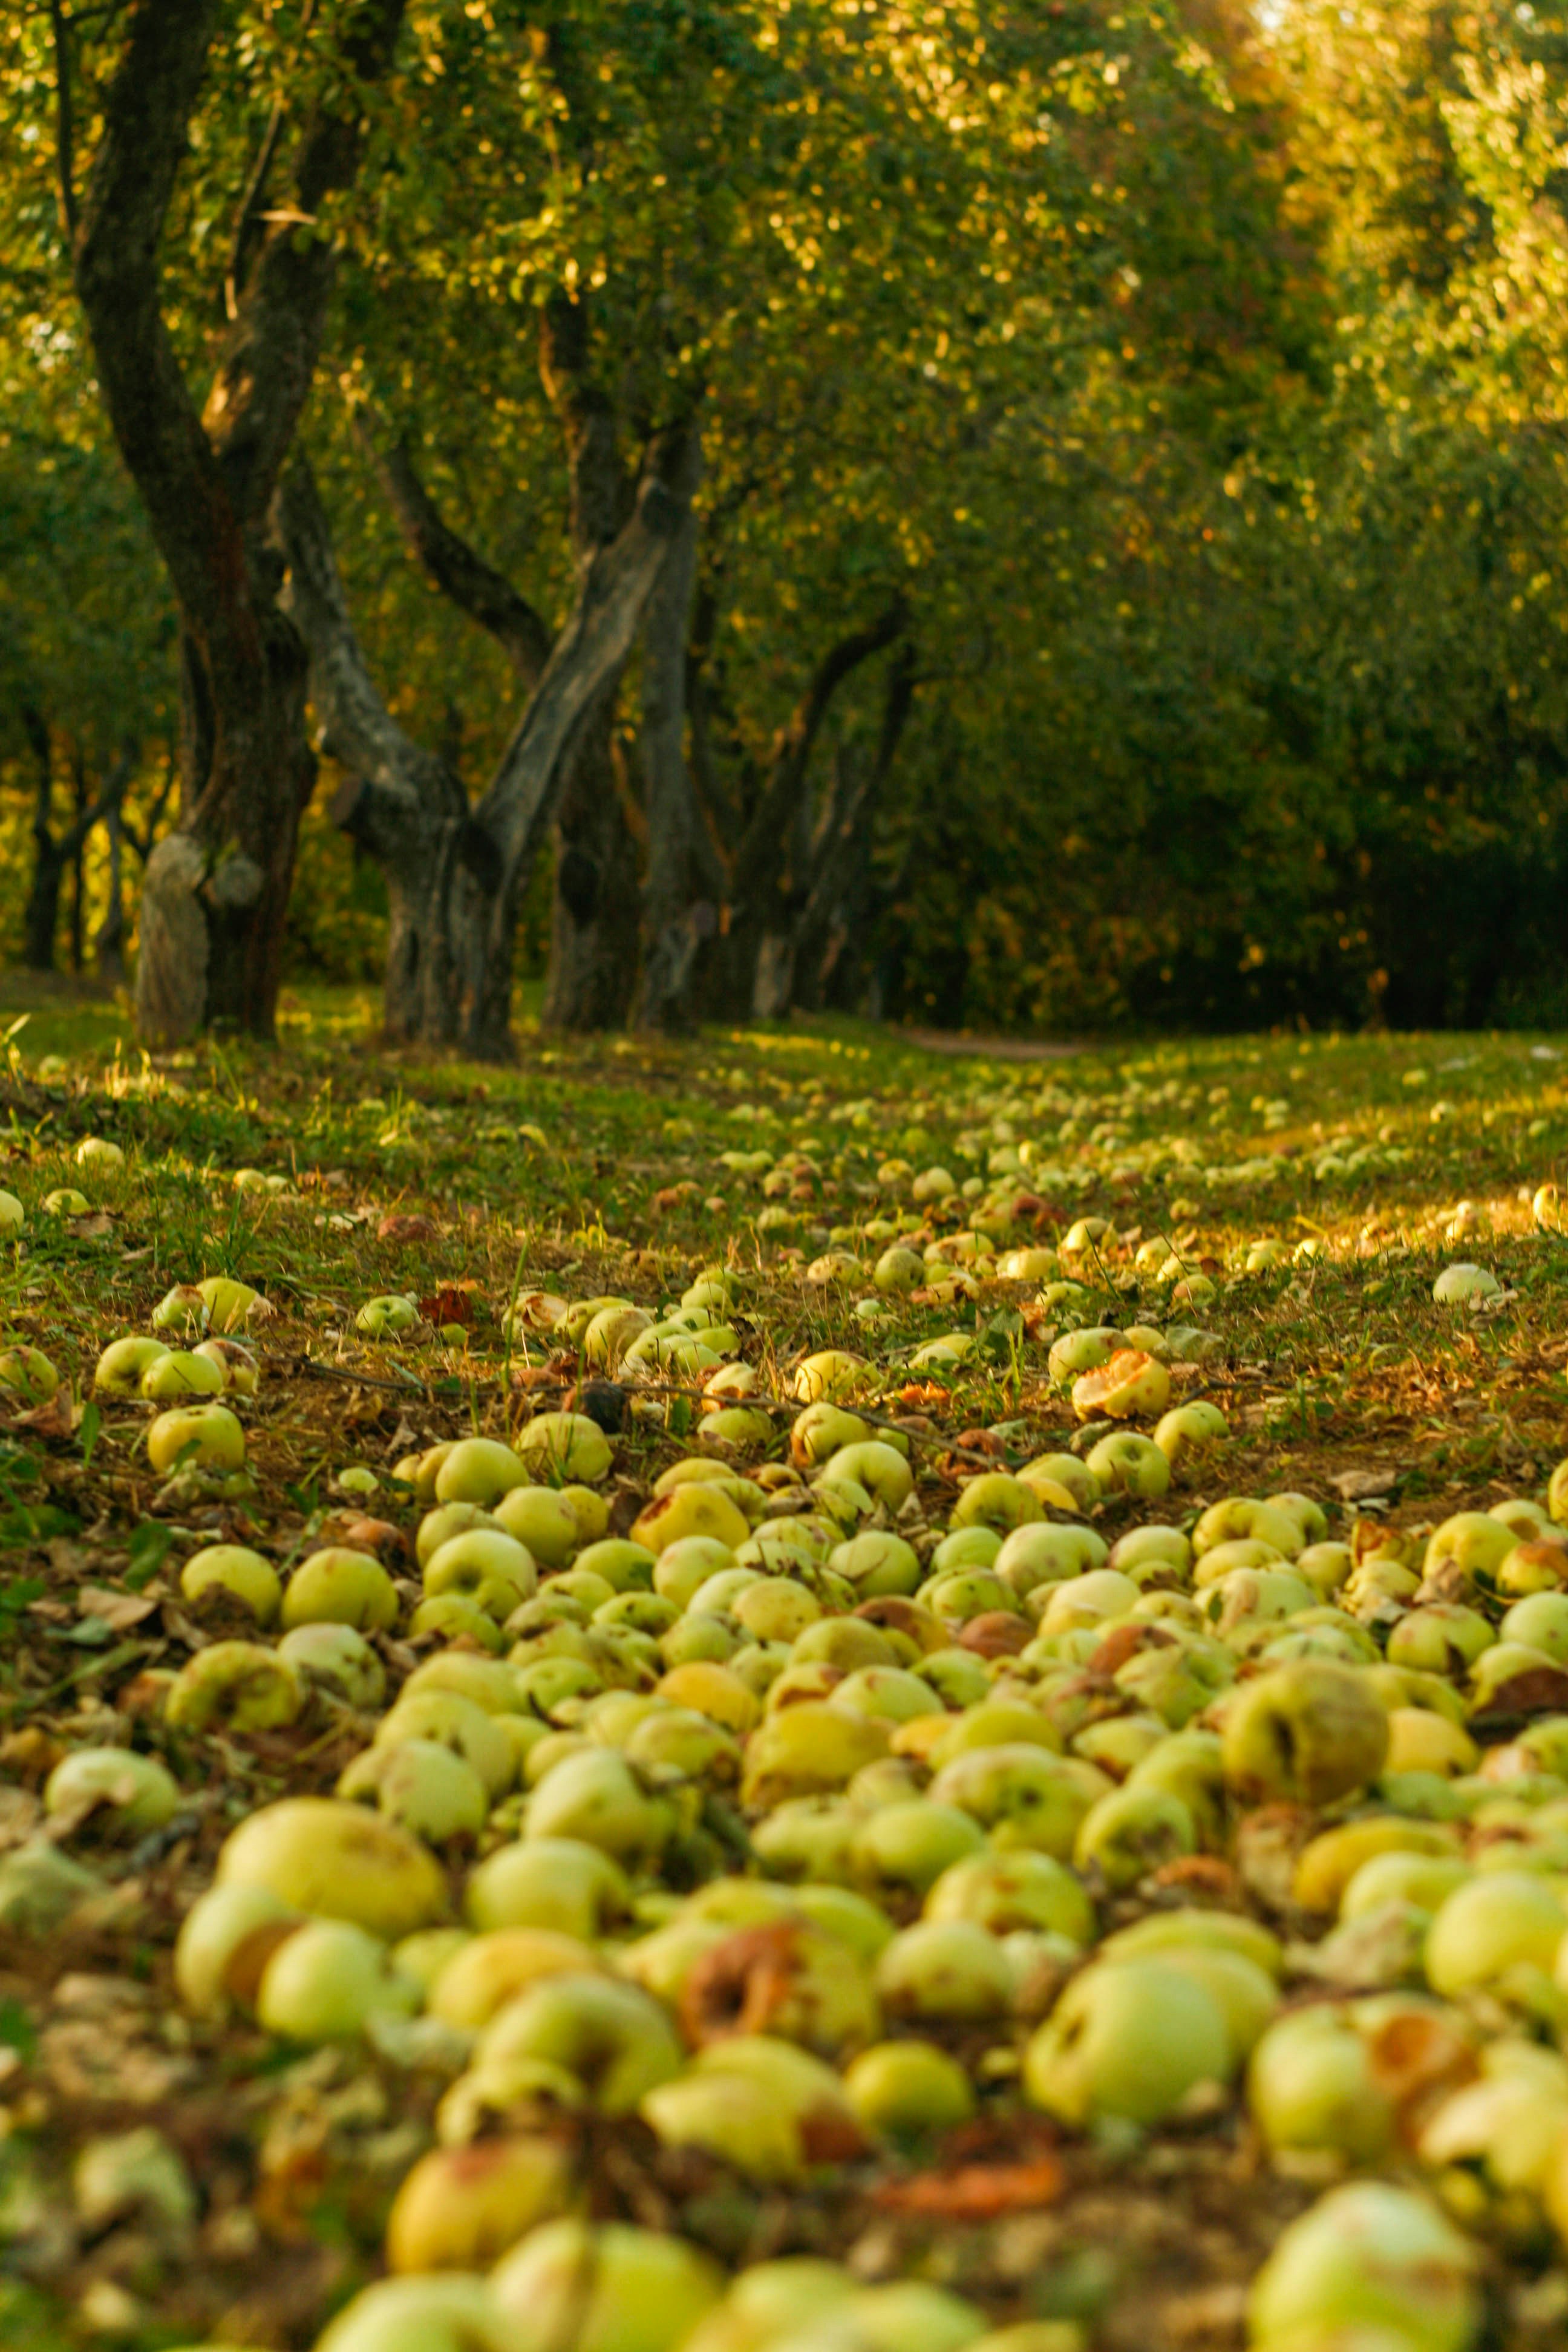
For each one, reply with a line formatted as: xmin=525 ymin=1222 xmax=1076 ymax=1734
xmin=125 ymin=1521 xmax=174 ymax=1591
xmin=0 ymin=1997 xmax=36 ymax=2059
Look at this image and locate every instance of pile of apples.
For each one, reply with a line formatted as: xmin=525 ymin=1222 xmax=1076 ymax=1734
xmin=22 ymin=1237 xmax=1568 ymax=2352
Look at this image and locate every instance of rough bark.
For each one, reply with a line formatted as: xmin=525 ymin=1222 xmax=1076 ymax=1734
xmin=540 ymin=699 xmax=641 ymax=1031
xmin=65 ymin=0 xmax=405 ymax=1044
xmin=277 ymin=421 xmax=699 ymax=1056
xmin=22 ymin=710 xmax=134 ymax=974
xmin=694 ymin=599 xmax=908 ymax=1020
xmin=95 ymin=805 xmax=128 ymax=988
xmin=630 ymin=489 xmax=713 ymax=1033
xmin=533 ymin=293 xmax=642 ymax=1028
xmin=792 ymin=642 xmax=916 ymax=1013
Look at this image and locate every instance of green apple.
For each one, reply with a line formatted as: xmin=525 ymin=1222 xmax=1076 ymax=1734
xmin=255 ymin=1916 xmax=420 ymax=2041
xmin=197 ymin=1275 xmax=273 ymax=1332
xmin=1073 ymin=1785 xmax=1196 ymax=1890
xmin=1221 ymin=1660 xmax=1389 ymax=1807
xmin=165 ymin=1639 xmax=305 ymax=1733
xmin=1425 ymin=1869 xmax=1567 ymax=1996
xmin=425 ymin=1528 xmax=537 ymax=1619
xmin=434 ymin=1437 xmax=529 ymax=1506
xmin=428 ymin=1927 xmax=601 ymax=2029
xmin=844 ymin=2039 xmax=976 ymax=2137
xmin=928 ymin=1745 xmax=1095 ymax=1860
xmin=194 ymin=1336 xmax=260 ymax=1394
xmin=180 ymin=1543 xmax=277 ymax=1618
xmin=341 ymin=1738 xmax=490 ymax=1842
xmin=851 ymin=1800 xmax=987 ymax=1899
xmin=518 ymin=1411 xmax=613 ymax=1484
xmin=174 ymin=1882 xmax=298 ymax=2018
xmin=281 ymin=1546 xmax=398 ymax=1633
xmin=151 ymin=1282 xmax=209 ymax=1334
xmin=216 ymin=1797 xmax=448 ymax=1936
xmin=466 ymin=1837 xmax=630 ymax=1940
xmin=1024 ymin=1959 xmax=1231 ymax=2126
xmin=316 ymin=2276 xmax=508 ymax=2352
xmin=1247 ymin=2181 xmax=1479 ymax=2352
xmin=356 ymin=1293 xmax=421 ymax=1338
xmin=924 ymin=1850 xmax=1094 ymax=1945
xmin=385 ymin=2135 xmax=577 ymax=2273
xmin=45 ymin=1745 xmax=180 ymax=1836
xmin=528 ymin=1748 xmax=673 ymax=1866
xmin=146 ymin=1402 xmax=246 ymax=1476
xmin=278 ymin=1623 xmax=385 ymax=1709
xmin=0 ymin=1345 xmax=59 ymax=1403
xmin=875 ymin=1919 xmax=1014 ymax=2023
xmin=94 ymin=1336 xmax=172 ymax=1395
xmin=141 ymin=1347 xmax=226 ymax=1401
xmin=477 ymin=1973 xmax=684 ymax=2113
xmin=378 ymin=1692 xmax=514 ymax=1795
xmin=1085 ymin=1431 xmax=1171 ymax=1498
xmin=950 ymin=1472 xmax=1044 ymax=1532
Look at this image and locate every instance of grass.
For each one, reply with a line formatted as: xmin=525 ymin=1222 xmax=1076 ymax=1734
xmin=2 ymin=990 xmax=1568 ymax=2347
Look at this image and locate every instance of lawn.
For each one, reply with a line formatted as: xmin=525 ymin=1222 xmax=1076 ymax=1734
xmin=2 ymin=1002 xmax=1567 ymax=2352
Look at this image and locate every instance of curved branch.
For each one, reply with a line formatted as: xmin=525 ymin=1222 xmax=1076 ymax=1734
xmin=732 ymin=595 xmax=909 ymax=908
xmin=475 ymin=417 xmax=701 ymax=889
xmin=201 ymin=0 xmax=408 ymax=524
xmin=273 ymin=457 xmax=463 ymax=831
xmin=356 ymin=413 xmax=552 ymax=684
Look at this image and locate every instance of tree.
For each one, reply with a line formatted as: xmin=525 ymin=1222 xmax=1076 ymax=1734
xmin=287 ymin=0 xmax=1174 ymax=1039
xmin=276 ymin=391 xmax=698 ymax=1056
xmin=23 ymin=0 xmax=407 ymax=1042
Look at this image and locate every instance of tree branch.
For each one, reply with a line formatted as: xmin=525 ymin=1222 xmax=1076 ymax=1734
xmin=273 ymin=456 xmax=464 ymax=830
xmin=733 ymin=596 xmax=909 ymax=909
xmin=71 ymin=0 xmax=238 ymax=639
xmin=539 ymin=290 xmax=627 ymax=559
xmin=201 ymin=0 xmax=407 ymax=526
xmin=355 ymin=413 xmax=552 ymax=684
xmin=57 ymin=744 xmax=136 ymax=862
xmin=474 ymin=417 xmax=701 ymax=889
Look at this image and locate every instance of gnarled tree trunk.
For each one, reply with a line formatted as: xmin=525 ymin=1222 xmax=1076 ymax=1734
xmin=632 ymin=488 xmax=715 ymax=1033
xmin=791 ymin=642 xmax=916 ymax=1013
xmin=21 ymin=708 xmax=135 ymax=976
xmin=61 ymin=0 xmax=405 ymax=1044
xmin=276 ymin=422 xmax=699 ymax=1057
xmin=693 ymin=600 xmax=908 ymax=1021
xmin=540 ymin=697 xmax=642 ymax=1030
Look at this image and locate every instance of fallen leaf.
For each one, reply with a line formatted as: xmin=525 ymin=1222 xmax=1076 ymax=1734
xmin=1330 ymin=1466 xmax=1400 ymax=1500
xmin=77 ymin=1586 xmax=161 ymax=1633
xmin=872 ymin=2156 xmax=1066 ymax=2220
xmin=377 ymin=1212 xmax=437 ymax=1246
xmin=419 ymin=1284 xmax=478 ymax=1327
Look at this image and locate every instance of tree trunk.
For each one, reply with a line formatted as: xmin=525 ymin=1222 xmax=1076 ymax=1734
xmin=277 ymin=424 xmax=699 ymax=1057
xmin=693 ymin=601 xmax=908 ymax=1021
xmin=62 ymin=0 xmax=406 ymax=1045
xmin=540 ymin=699 xmax=641 ymax=1031
xmin=631 ymin=489 xmax=710 ymax=1033
xmin=22 ymin=709 xmax=65 ymax=973
xmin=68 ymin=746 xmax=88 ymax=973
xmin=95 ymin=805 xmax=127 ymax=988
xmin=791 ymin=642 xmax=916 ymax=1012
